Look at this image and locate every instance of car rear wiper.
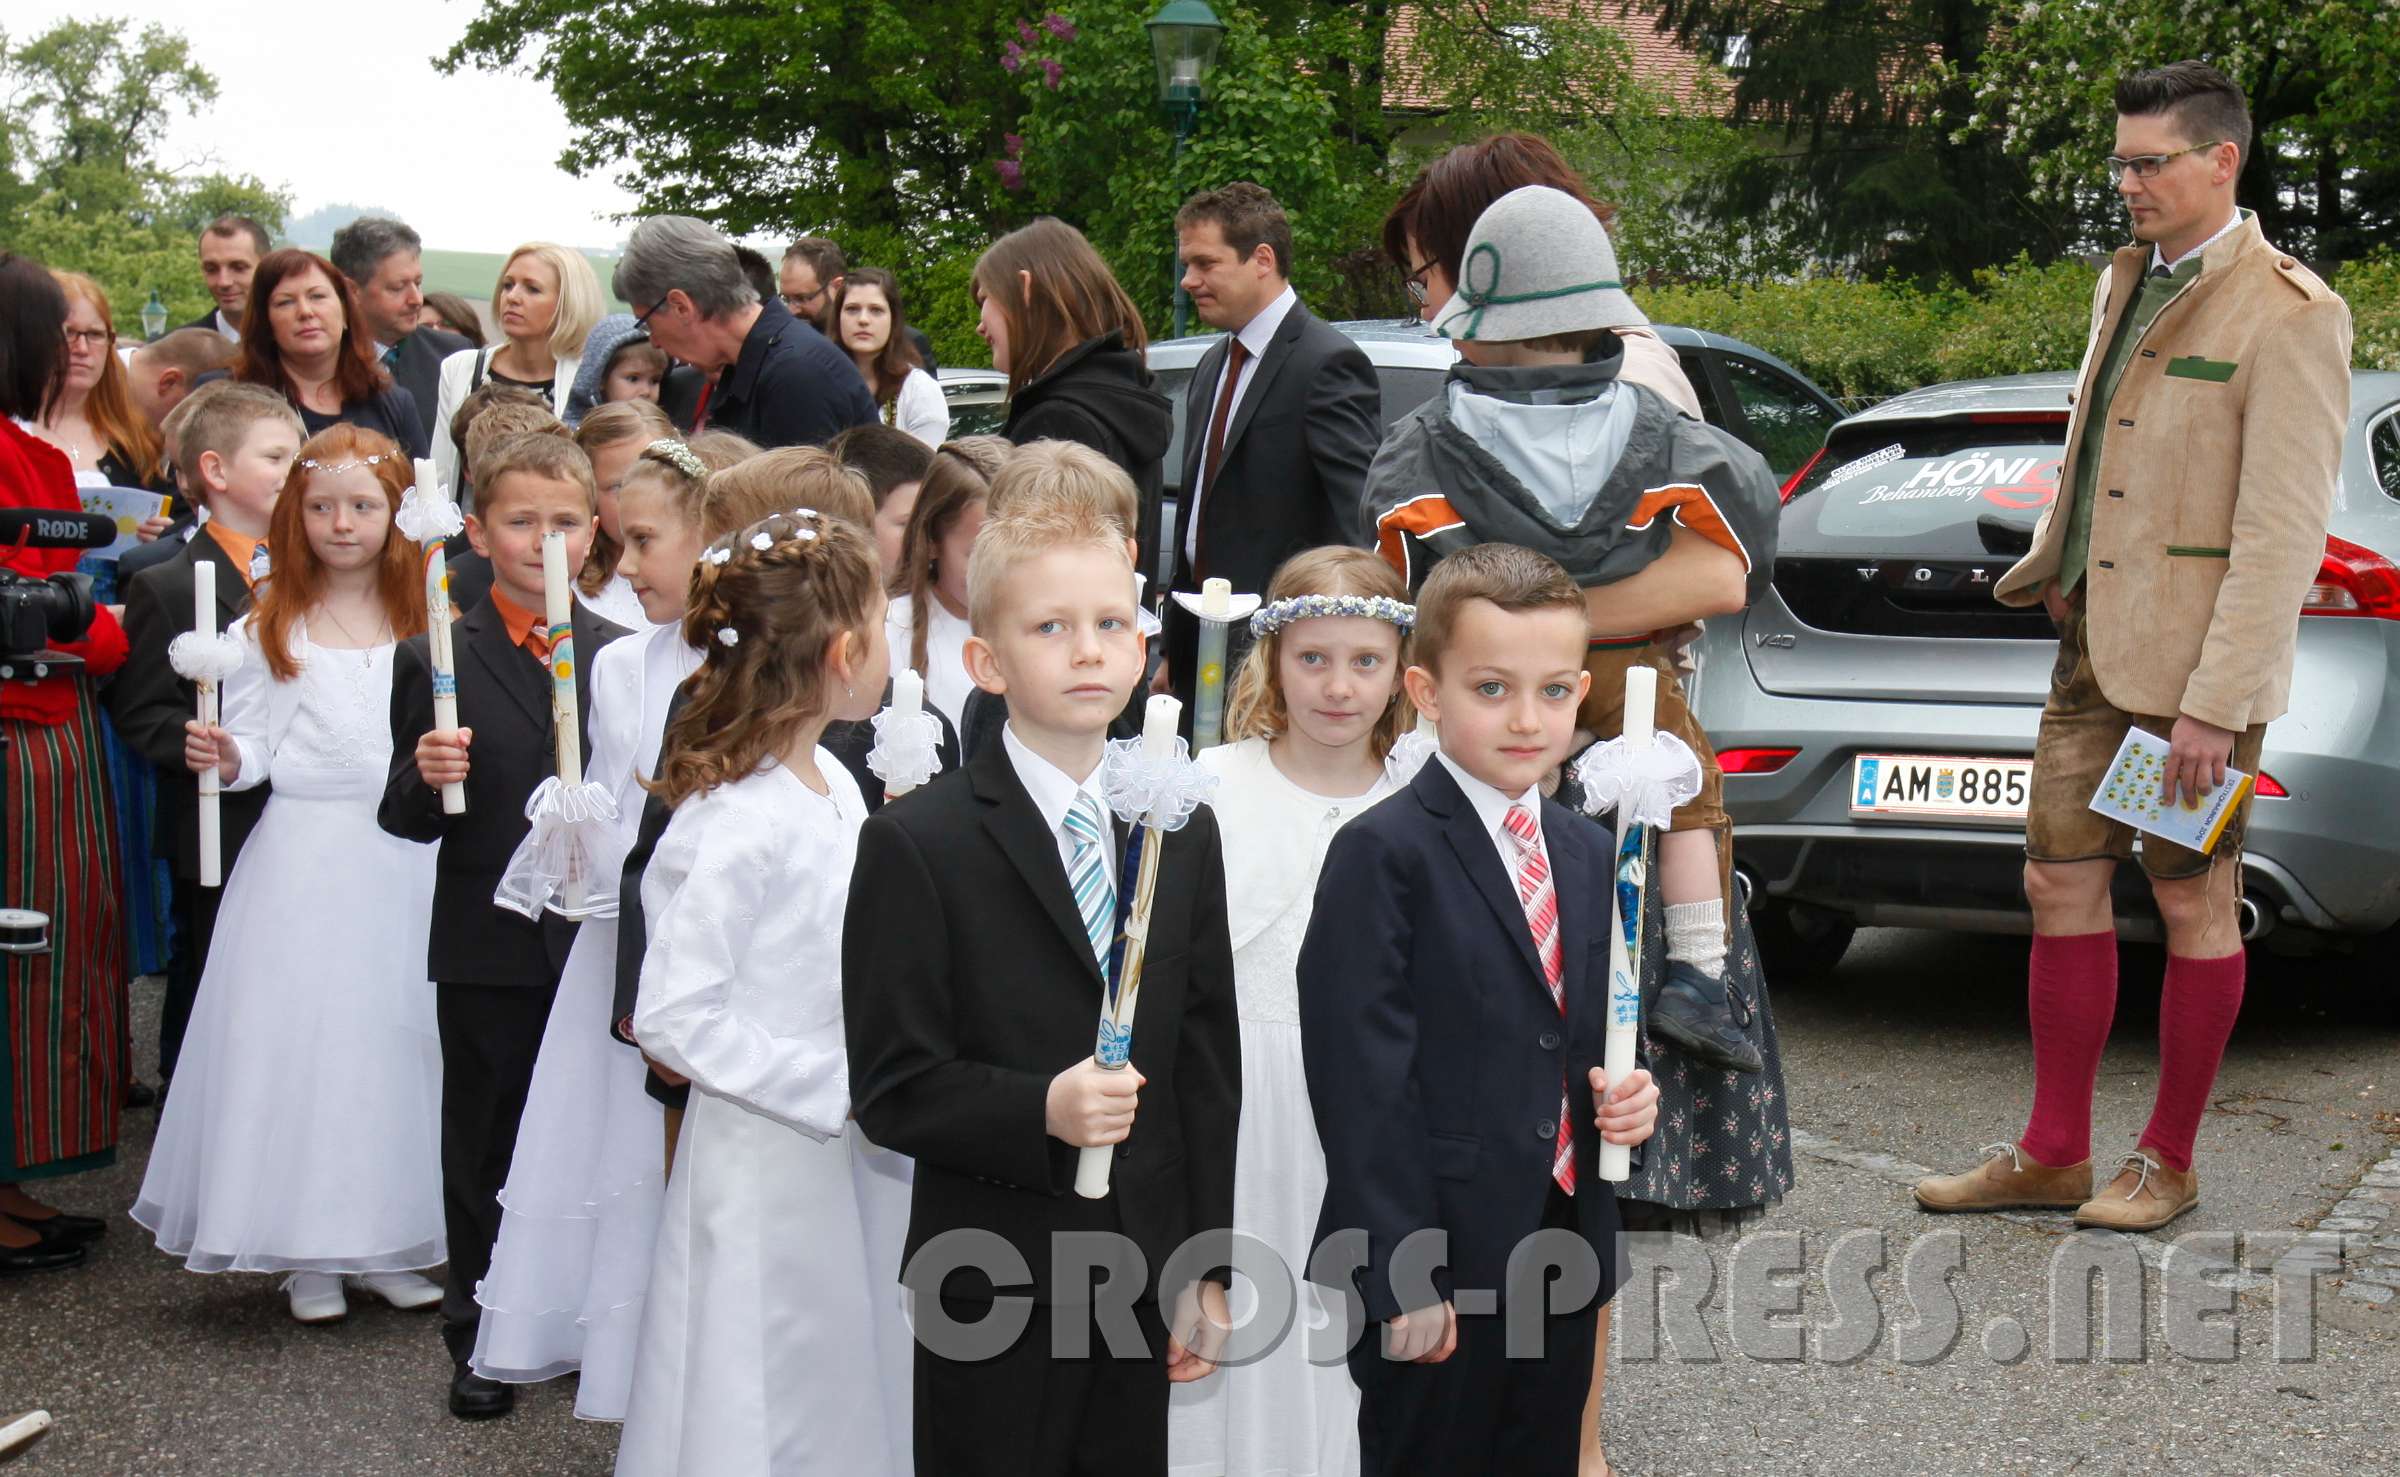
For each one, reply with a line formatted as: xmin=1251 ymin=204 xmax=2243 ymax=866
xmin=1976 ymin=513 xmax=2036 ymax=557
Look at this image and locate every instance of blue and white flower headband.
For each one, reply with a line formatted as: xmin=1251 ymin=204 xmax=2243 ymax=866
xmin=1247 ymin=593 xmax=1416 ymax=640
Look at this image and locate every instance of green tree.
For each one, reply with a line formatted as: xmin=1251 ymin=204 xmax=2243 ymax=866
xmin=1644 ymin=0 xmax=2059 ymax=281
xmin=0 ymin=18 xmax=287 ymax=333
xmin=1968 ymin=0 xmax=2400 ymax=261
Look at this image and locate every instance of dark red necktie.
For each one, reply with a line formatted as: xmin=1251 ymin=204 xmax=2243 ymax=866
xmin=1194 ymin=337 xmax=1251 ymax=576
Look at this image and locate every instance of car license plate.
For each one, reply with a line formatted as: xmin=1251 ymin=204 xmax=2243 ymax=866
xmin=1851 ymin=754 xmax=2032 ymax=821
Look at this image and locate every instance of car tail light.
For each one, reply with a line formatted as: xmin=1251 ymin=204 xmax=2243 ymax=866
xmin=2254 ymin=772 xmax=2288 ymax=799
xmin=1717 ymin=747 xmax=1798 ymax=775
xmin=1779 ymin=447 xmax=1826 ymax=504
xmin=2303 ymin=534 xmax=2400 ymax=619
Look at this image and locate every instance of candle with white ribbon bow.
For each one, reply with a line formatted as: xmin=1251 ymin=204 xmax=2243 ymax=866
xmin=1076 ymin=694 xmax=1216 ymax=1200
xmin=399 ymin=457 xmax=465 ymax=814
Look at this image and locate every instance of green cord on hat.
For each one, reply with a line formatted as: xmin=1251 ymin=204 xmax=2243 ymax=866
xmin=1446 ymin=240 xmax=1623 ymax=340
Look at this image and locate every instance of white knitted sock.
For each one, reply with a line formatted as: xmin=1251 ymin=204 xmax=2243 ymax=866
xmin=1665 ymin=899 xmax=1728 ymax=981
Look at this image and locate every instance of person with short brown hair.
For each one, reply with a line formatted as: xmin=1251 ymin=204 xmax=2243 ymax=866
xmin=1916 ymin=61 xmax=2351 ymax=1234
xmin=1162 ymin=182 xmax=1381 ymax=720
xmin=190 ymin=215 xmax=271 ymax=339
xmin=125 ymin=327 xmax=238 ymax=440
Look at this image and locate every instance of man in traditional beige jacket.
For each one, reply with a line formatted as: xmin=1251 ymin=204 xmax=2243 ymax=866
xmin=1916 ymin=62 xmax=2351 ymax=1232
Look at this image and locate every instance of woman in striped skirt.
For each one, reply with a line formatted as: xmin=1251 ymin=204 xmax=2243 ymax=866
xmin=0 ymin=253 xmax=132 ymax=1273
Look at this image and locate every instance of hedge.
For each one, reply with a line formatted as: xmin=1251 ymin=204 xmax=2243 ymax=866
xmin=906 ymin=249 xmax=2400 ymax=406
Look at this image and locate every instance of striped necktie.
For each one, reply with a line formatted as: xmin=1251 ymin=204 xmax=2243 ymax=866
xmin=1504 ymin=803 xmax=1575 ymax=1195
xmin=1062 ymin=791 xmax=1116 ymax=978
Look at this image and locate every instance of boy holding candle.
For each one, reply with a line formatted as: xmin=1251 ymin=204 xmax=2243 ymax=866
xmin=841 ymin=500 xmax=1242 ymax=1477
xmin=378 ymin=430 xmax=629 ymax=1420
xmin=110 ymin=384 xmax=303 ymax=1093
xmin=1299 ymin=543 xmax=1662 ymax=1475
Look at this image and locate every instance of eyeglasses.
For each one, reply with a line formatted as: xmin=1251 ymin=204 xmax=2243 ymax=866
xmin=633 ymin=296 xmax=670 ymax=331
xmin=781 ymin=290 xmax=826 ymax=314
xmin=2103 ymin=142 xmax=2224 ymax=183
xmin=62 ymin=328 xmax=113 ymax=349
xmin=1401 ymin=257 xmax=1438 ymax=307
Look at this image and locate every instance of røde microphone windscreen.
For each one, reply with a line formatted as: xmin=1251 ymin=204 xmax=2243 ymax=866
xmin=0 ymin=508 xmax=121 ymax=549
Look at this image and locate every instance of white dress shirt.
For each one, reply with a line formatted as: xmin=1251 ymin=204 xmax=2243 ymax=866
xmin=1003 ymin=722 xmax=1117 ymax=892
xmin=214 ymin=309 xmax=242 ymax=344
xmin=2153 ymin=210 xmax=2245 ymax=273
xmin=1435 ymin=750 xmax=1550 ymax=880
xmin=1184 ymin=283 xmax=1299 ymax=565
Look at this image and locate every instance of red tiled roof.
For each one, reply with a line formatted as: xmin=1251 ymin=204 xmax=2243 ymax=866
xmin=1383 ymin=1 xmax=1723 ymax=115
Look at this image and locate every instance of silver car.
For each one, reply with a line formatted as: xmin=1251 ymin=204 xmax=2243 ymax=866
xmin=1690 ymin=371 xmax=2400 ymax=972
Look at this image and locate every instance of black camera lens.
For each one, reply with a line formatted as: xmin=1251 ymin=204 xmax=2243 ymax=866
xmin=0 ymin=569 xmax=98 ymax=659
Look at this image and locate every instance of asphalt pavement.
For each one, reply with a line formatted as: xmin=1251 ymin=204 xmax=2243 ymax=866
xmin=5 ymin=933 xmax=2396 ymax=1476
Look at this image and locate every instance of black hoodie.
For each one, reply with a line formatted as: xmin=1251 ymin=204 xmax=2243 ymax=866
xmin=1001 ymin=330 xmax=1174 ymax=509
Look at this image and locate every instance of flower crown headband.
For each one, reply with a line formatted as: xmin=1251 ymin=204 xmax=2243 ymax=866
xmin=640 ymin=438 xmax=708 ymax=481
xmin=298 ymin=450 xmax=407 ymax=476
xmin=1248 ymin=592 xmax=1416 ymax=640
xmin=702 ymin=507 xmax=825 ymax=646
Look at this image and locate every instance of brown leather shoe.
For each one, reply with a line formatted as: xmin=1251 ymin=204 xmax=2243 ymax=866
xmin=2072 ymin=1150 xmax=2199 ymax=1232
xmin=1913 ymin=1142 xmax=2093 ymax=1213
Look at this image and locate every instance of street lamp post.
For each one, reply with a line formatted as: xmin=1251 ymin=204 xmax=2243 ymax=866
xmin=140 ymin=288 xmax=168 ymax=342
xmin=1146 ymin=0 xmax=1225 ymax=339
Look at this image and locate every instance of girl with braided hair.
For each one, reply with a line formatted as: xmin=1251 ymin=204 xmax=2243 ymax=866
xmin=616 ymin=509 xmax=912 ymax=1476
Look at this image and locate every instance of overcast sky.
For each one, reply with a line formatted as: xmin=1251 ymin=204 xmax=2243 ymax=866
xmin=17 ymin=0 xmax=640 ymax=253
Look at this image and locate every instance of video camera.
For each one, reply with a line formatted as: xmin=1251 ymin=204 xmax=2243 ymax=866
xmin=0 ymin=509 xmax=113 ymax=680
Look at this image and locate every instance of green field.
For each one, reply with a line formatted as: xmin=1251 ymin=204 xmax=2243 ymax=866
xmin=417 ymin=247 xmax=630 ymax=315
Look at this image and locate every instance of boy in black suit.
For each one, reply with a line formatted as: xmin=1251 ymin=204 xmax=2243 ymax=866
xmin=108 ymin=384 xmax=302 ymax=1089
xmin=843 ymin=500 xmax=1241 ymax=1477
xmin=1299 ymin=544 xmax=1660 ymax=1476
xmin=379 ymin=430 xmax=628 ymax=1420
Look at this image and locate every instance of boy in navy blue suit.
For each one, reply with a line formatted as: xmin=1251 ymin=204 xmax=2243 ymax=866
xmin=1299 ymin=543 xmax=1660 ymax=1476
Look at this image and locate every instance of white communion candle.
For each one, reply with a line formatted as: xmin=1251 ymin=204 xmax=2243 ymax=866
xmin=1141 ymin=692 xmax=1180 ymax=757
xmin=1200 ymin=577 xmax=1230 ymax=619
xmin=892 ymin=668 xmax=923 ymax=719
xmin=542 ymin=531 xmax=582 ymax=789
xmin=1598 ymin=665 xmax=1658 ymax=1183
xmin=193 ymin=556 xmax=220 ymax=886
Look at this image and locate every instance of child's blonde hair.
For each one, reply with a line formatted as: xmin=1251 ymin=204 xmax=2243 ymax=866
xmin=648 ymin=511 xmax=882 ymax=808
xmin=573 ymin=400 xmax=677 ymax=595
xmin=692 ymin=447 xmax=874 ymax=542
xmin=983 ymin=438 xmax=1137 ymax=538
xmin=1225 ymin=546 xmax=1416 ymax=761
xmin=965 ymin=502 xmax=1133 ymax=639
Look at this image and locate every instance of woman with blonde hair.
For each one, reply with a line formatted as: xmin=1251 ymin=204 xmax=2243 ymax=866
xmin=430 ymin=242 xmax=606 ymax=494
xmin=977 ymin=219 xmax=1171 ymax=511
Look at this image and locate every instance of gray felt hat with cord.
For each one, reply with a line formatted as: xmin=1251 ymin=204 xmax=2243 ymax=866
xmin=1429 ymin=184 xmax=1647 ymax=343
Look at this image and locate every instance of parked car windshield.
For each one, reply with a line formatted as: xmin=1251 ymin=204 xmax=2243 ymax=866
xmin=1785 ymin=421 xmax=2067 ymax=556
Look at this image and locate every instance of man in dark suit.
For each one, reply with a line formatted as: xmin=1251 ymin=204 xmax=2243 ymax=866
xmin=1157 ymin=182 xmax=1383 ymax=707
xmin=331 ymin=216 xmax=472 ymax=449
xmin=184 ymin=214 xmax=270 ymax=340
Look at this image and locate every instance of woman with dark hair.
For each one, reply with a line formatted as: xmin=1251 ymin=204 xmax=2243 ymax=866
xmin=1384 ymin=132 xmax=1703 ymax=418
xmin=976 ymin=218 xmax=1171 ymax=508
xmin=228 ymin=249 xmax=430 ymax=459
xmin=832 ymin=268 xmax=948 ymax=447
xmin=0 ymin=251 xmax=132 ymax=1273
xmin=418 ymin=292 xmax=487 ymax=348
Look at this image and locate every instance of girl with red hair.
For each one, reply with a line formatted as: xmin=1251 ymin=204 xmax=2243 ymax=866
xmin=133 ymin=425 xmax=446 ymax=1327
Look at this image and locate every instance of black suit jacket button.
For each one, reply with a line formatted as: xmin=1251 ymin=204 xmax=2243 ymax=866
xmin=1539 ymin=1030 xmax=1562 ymax=1051
xmin=1535 ymin=1119 xmax=1557 ymax=1141
xmin=1118 ymin=1142 xmax=1135 ymax=1160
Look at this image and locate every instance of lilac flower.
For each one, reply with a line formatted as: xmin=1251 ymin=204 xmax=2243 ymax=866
xmin=1018 ymin=19 xmax=1039 ymax=44
xmin=1040 ymin=57 xmax=1063 ymax=89
xmin=1001 ymin=39 xmax=1024 ymax=72
xmin=1003 ymin=133 xmax=1025 ymax=158
xmin=1043 ymin=12 xmax=1077 ymax=40
xmin=996 ymin=158 xmax=1024 ymax=191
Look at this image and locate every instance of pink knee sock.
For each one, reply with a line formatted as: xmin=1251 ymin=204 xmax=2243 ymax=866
xmin=2139 ymin=950 xmax=2247 ymax=1173
xmin=2018 ymin=931 xmax=2119 ymax=1168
